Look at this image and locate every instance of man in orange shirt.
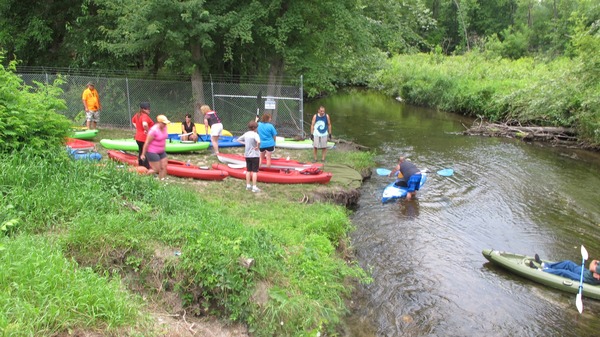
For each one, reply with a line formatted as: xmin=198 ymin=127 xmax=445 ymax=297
xmin=82 ymin=82 xmax=102 ymax=130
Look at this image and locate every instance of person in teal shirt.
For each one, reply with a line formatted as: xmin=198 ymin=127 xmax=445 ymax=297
xmin=257 ymin=113 xmax=277 ymax=167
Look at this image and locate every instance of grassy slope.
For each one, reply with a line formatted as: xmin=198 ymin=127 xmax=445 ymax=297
xmin=1 ymin=129 xmax=374 ymax=336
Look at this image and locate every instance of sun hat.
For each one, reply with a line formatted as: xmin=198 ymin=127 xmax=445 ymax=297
xmin=156 ymin=115 xmax=171 ymax=124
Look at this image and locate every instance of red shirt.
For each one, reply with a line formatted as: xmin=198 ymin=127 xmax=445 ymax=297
xmin=132 ymin=112 xmax=154 ymax=142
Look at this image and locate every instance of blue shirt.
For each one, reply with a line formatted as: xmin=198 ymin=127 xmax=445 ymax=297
xmin=257 ymin=122 xmax=277 ymax=148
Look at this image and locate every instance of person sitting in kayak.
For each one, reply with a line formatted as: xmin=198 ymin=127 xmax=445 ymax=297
xmin=388 ymin=156 xmax=422 ymax=200
xmin=529 ymin=254 xmax=600 ymax=285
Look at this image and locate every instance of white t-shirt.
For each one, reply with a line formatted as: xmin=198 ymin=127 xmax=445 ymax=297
xmin=237 ymin=131 xmax=261 ymax=158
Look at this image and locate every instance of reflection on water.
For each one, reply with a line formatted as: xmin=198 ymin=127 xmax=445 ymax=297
xmin=306 ymin=90 xmax=600 ymax=336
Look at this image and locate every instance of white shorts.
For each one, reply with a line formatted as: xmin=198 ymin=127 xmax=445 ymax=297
xmin=210 ymin=123 xmax=223 ymax=136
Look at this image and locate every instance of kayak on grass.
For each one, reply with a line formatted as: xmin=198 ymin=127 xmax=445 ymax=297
xmin=100 ymin=138 xmax=210 ymax=153
xmin=212 ymin=163 xmax=332 ymax=184
xmin=275 ymin=136 xmax=335 ymax=150
xmin=482 ymin=248 xmax=600 ymax=300
xmin=216 ymin=153 xmax=323 ymax=171
xmin=107 ymin=150 xmax=228 ymax=180
xmin=166 ymin=122 xmax=233 ymax=137
xmin=70 ymin=129 xmax=99 ymax=140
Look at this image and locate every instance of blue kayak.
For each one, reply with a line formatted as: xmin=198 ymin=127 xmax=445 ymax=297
xmin=381 ymin=173 xmax=427 ymax=203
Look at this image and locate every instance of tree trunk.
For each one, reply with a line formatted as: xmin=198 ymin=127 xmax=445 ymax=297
xmin=267 ymin=55 xmax=285 ymax=121
xmin=190 ymin=41 xmax=205 ymax=123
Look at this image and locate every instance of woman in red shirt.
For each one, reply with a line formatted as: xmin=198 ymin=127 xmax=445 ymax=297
xmin=131 ymin=102 xmax=155 ymax=169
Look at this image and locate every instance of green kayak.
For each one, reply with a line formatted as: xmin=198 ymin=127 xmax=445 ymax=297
xmin=71 ymin=129 xmax=99 ymax=140
xmin=482 ymin=249 xmax=600 ymax=299
xmin=100 ymin=138 xmax=210 ymax=153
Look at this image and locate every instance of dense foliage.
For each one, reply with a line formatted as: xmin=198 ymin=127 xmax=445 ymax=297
xmin=371 ymin=51 xmax=600 ymax=145
xmin=0 ymin=59 xmax=71 ymax=153
xmin=3 ymin=1 xmax=595 ymax=93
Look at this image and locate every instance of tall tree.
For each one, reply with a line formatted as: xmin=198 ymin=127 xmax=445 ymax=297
xmin=0 ymin=0 xmax=83 ymax=66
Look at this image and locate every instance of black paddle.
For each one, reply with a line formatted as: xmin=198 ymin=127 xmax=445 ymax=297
xmin=255 ymin=91 xmax=262 ymax=122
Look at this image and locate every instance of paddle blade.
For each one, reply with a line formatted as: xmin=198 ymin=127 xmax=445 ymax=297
xmin=376 ymin=168 xmax=391 ymax=176
xmin=437 ymin=168 xmax=454 ymax=177
xmin=581 ymin=245 xmax=589 ymax=260
xmin=576 ymin=293 xmax=583 ymax=314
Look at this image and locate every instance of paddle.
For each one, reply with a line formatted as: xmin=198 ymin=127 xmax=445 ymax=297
xmin=576 ymin=245 xmax=589 ymax=314
xmin=437 ymin=168 xmax=454 ymax=177
xmin=255 ymin=91 xmax=262 ymax=122
xmin=376 ymin=168 xmax=392 ymax=176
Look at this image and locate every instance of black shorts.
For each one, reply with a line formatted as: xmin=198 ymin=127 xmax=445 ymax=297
xmin=246 ymin=157 xmax=260 ymax=172
xmin=260 ymin=146 xmax=275 ymax=153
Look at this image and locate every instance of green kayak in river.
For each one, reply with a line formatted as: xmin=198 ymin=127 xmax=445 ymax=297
xmin=482 ymin=248 xmax=600 ymax=300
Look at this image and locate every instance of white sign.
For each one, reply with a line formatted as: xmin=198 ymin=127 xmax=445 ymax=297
xmin=264 ymin=98 xmax=276 ymax=110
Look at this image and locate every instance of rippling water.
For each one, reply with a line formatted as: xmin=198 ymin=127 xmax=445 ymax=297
xmin=306 ymin=90 xmax=600 ymax=336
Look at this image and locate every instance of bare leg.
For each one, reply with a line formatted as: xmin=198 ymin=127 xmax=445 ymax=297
xmin=246 ymin=171 xmax=251 ymax=186
xmin=321 ymin=148 xmax=327 ymax=161
xmin=313 ymin=147 xmax=318 ymax=161
xmin=158 ymin=157 xmax=168 ymax=179
xmin=265 ymin=151 xmax=272 ymax=167
xmin=92 ymin=121 xmax=97 ymax=130
xmin=148 ymin=160 xmax=160 ymax=177
xmin=252 ymin=172 xmax=258 ymax=186
xmin=260 ymin=151 xmax=266 ymax=166
xmin=211 ymin=135 xmax=220 ymax=154
xmin=86 ymin=120 xmax=91 ymax=129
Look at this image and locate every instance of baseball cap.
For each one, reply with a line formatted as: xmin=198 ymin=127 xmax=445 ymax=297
xmin=156 ymin=115 xmax=171 ymax=124
xmin=139 ymin=102 xmax=150 ymax=109
xmin=87 ymin=81 xmax=95 ymax=86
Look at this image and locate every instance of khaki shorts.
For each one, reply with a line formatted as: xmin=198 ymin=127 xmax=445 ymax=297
xmin=313 ymin=135 xmax=328 ymax=149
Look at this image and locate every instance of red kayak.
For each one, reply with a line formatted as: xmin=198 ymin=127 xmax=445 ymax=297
xmin=216 ymin=153 xmax=323 ymax=170
xmin=212 ymin=163 xmax=332 ymax=184
xmin=66 ymin=137 xmax=96 ymax=151
xmin=107 ymin=150 xmax=229 ymax=181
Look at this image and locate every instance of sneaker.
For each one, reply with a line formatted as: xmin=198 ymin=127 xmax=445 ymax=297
xmin=252 ymin=186 xmax=261 ymax=193
xmin=535 ymin=254 xmax=542 ymax=264
xmin=529 ymin=261 xmax=538 ymax=269
xmin=246 ymin=185 xmax=252 ymax=190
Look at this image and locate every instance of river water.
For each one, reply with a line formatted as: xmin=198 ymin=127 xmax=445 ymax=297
xmin=306 ymin=90 xmax=600 ymax=337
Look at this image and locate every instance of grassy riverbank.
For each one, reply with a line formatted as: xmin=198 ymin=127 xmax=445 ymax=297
xmin=0 ymin=129 xmax=375 ymax=336
xmin=371 ymin=52 xmax=600 ymax=147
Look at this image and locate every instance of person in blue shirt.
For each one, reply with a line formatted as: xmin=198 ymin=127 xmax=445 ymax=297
xmin=257 ymin=113 xmax=277 ymax=167
xmin=529 ymin=253 xmax=600 ymax=285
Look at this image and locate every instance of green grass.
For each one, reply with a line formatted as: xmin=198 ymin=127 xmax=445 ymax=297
xmin=1 ymin=142 xmax=374 ymax=336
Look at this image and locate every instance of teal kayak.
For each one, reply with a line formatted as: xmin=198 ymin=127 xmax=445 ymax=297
xmin=482 ymin=249 xmax=600 ymax=299
xmin=100 ymin=138 xmax=210 ymax=153
xmin=71 ymin=129 xmax=99 ymax=140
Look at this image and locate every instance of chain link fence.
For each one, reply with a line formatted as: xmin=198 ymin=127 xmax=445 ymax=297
xmin=16 ymin=68 xmax=305 ymax=137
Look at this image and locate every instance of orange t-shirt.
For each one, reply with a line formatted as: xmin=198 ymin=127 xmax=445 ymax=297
xmin=82 ymin=88 xmax=101 ymax=111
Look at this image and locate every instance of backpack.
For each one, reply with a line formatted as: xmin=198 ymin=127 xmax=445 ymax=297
xmin=300 ymin=167 xmax=322 ymax=175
